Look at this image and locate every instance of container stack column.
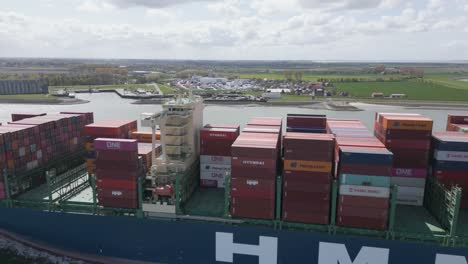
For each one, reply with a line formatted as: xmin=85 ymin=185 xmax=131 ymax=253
xmin=282 ymin=133 xmax=335 ymax=224
xmin=432 ymin=132 xmax=468 ymax=208
xmin=94 ymin=138 xmax=142 ymax=209
xmin=199 ymin=125 xmax=240 ymax=188
xmin=374 ymin=113 xmax=433 ymax=206
xmin=230 ymin=117 xmax=281 ymax=220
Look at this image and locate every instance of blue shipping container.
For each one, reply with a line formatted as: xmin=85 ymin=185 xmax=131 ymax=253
xmin=340 ymin=148 xmax=393 ymax=165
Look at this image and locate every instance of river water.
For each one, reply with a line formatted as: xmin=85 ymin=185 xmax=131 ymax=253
xmin=1 ymin=93 xmax=468 ymax=131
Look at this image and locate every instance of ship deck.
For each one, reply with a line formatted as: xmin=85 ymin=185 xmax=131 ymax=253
xmin=393 ymin=205 xmax=446 ymax=240
xmin=181 ymin=188 xmax=225 ymax=217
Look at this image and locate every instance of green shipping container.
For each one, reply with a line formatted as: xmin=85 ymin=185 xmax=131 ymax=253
xmin=339 ymin=174 xmax=390 ymax=187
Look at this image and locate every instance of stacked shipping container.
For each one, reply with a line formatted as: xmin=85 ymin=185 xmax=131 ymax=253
xmin=231 ymin=118 xmax=281 ymax=219
xmin=11 ymin=113 xmax=46 ymax=122
xmin=432 ymin=132 xmax=468 ymax=208
xmin=326 ymin=118 xmax=393 ymax=230
xmin=337 ymin=146 xmax=393 ymax=230
xmin=95 ymin=138 xmax=142 ymax=209
xmin=374 ymin=113 xmax=433 ymax=206
xmin=286 ymin=114 xmax=327 ymax=133
xmin=282 ymin=133 xmax=334 ymax=224
xmin=200 ymin=125 xmax=240 ymax=188
xmin=0 ymin=112 xmax=93 ymax=197
xmin=138 ymin=143 xmax=162 ymax=173
xmin=84 ymin=120 xmax=138 ymax=175
xmin=446 ymin=115 xmax=468 ymax=134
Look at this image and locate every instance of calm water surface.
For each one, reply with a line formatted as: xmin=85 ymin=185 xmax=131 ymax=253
xmin=1 ymin=93 xmax=468 ymax=132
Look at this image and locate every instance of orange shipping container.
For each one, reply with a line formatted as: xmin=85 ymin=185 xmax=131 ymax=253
xmin=381 ymin=116 xmax=433 ymax=131
xmin=131 ymin=131 xmax=160 ymax=143
xmin=284 ymin=160 xmax=332 ymax=173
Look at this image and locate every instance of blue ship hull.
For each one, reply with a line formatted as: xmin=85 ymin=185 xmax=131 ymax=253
xmin=1 ymin=208 xmax=468 ymax=263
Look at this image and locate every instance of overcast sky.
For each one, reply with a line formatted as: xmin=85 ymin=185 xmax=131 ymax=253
xmin=1 ymin=0 xmax=468 ymax=60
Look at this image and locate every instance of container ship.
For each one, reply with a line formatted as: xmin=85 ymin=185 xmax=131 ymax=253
xmin=1 ymin=96 xmax=468 ymax=264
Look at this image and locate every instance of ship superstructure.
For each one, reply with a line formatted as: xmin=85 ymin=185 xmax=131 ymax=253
xmin=140 ymin=94 xmax=204 ymax=213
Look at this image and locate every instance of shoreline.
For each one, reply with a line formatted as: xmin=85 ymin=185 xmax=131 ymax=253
xmin=1 ymin=95 xmax=468 ymax=110
xmin=0 ymin=98 xmax=89 ymax=105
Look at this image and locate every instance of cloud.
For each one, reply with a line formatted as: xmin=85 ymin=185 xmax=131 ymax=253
xmin=102 ymin=0 xmax=216 ymax=8
xmin=78 ymin=0 xmax=115 ymax=12
xmin=297 ymin=0 xmax=386 ymax=10
xmin=208 ymin=0 xmax=243 ymax=17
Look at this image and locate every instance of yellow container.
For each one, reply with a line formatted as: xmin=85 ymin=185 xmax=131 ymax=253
xmin=85 ymin=143 xmax=94 ymax=151
xmin=284 ymin=160 xmax=332 ymax=173
xmin=382 ymin=116 xmax=433 ymax=131
xmin=86 ymin=159 xmax=96 ymax=167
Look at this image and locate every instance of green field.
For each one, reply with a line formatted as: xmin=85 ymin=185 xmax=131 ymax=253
xmin=237 ymin=73 xmax=404 ymax=81
xmin=336 ymin=80 xmax=468 ymax=101
xmin=425 ymin=74 xmax=468 ymax=90
xmin=157 ymin=83 xmax=175 ymax=94
xmin=270 ymin=95 xmax=312 ymax=102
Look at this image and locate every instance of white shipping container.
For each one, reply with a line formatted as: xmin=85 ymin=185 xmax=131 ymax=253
xmin=19 ymin=147 xmax=25 ymax=157
xmin=200 ymin=155 xmax=231 ymax=166
xmin=396 ymin=195 xmax=424 ymax=206
xmin=434 ymin=150 xmax=468 ymax=162
xmin=391 ymin=177 xmax=426 ymax=188
xmin=200 ymin=163 xmax=231 ymax=174
xmin=339 ymin=185 xmax=390 ymax=198
xmin=200 ymin=171 xmax=227 ymax=188
xmin=397 ymin=186 xmax=425 ymax=197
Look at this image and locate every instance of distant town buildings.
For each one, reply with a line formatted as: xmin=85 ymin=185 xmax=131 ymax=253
xmin=371 ymin=92 xmax=384 ymax=98
xmin=0 ymin=79 xmax=48 ymax=95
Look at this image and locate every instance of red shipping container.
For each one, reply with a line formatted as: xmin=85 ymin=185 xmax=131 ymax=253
xmin=232 ymin=157 xmax=277 ymax=173
xmin=384 ymin=139 xmax=431 ymax=151
xmin=338 ymin=205 xmax=388 ymax=219
xmin=98 ymin=198 xmax=137 ymax=209
xmin=97 ymin=151 xmax=138 ymax=161
xmin=382 ymin=129 xmax=431 ymax=140
xmin=338 ymin=163 xmax=392 ymax=176
xmin=283 ymin=180 xmax=330 ymax=194
xmin=335 ymin=137 xmax=385 ymax=149
xmin=283 ymin=133 xmax=334 ymax=161
xmin=95 ymin=169 xmax=140 ymax=180
xmin=94 ymin=138 xmax=138 ymax=152
xmin=231 ymin=144 xmax=278 ymax=160
xmin=448 ymin=115 xmax=468 ymax=125
xmin=231 ymin=197 xmax=275 ymax=219
xmin=282 ymin=199 xmax=330 ymax=212
xmin=283 ymin=170 xmax=332 ymax=184
xmin=96 ymin=179 xmax=137 ymax=190
xmin=392 ymin=150 xmax=429 ymax=167
xmin=97 ymin=188 xmax=137 ymax=200
xmin=287 ymin=116 xmax=326 ymax=129
xmin=85 ymin=120 xmax=137 ymax=138
xmin=283 ymin=190 xmax=330 ymax=204
xmin=200 ymin=127 xmax=239 ymax=141
xmin=338 ymin=195 xmax=389 ymax=209
xmin=434 ymin=170 xmax=468 ymax=178
xmin=337 ymin=216 xmax=387 ymax=230
xmin=95 ymin=160 xmax=140 ymax=170
xmin=231 ymin=177 xmax=276 ymax=200
xmin=200 ymin=140 xmax=234 ymax=156
xmin=248 ymin=117 xmax=282 ymax=127
xmin=231 ymin=168 xmax=277 ymax=179
xmin=282 ymin=210 xmax=329 ymax=224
